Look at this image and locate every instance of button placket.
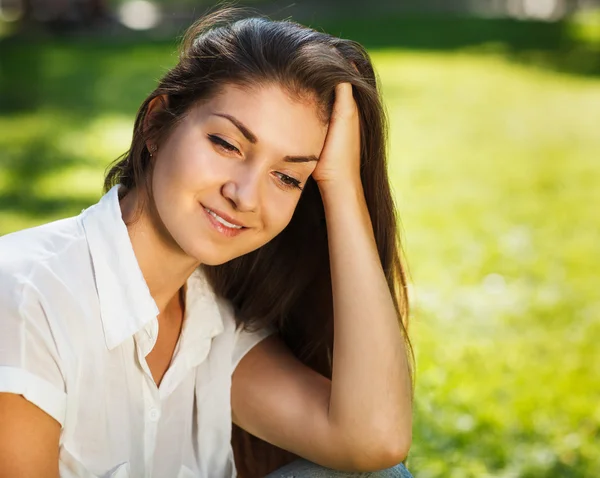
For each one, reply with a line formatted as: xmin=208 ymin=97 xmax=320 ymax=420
xmin=148 ymin=407 xmax=160 ymax=422
xmin=142 ymin=379 xmax=160 ymax=478
xmin=134 ymin=321 xmax=161 ymax=478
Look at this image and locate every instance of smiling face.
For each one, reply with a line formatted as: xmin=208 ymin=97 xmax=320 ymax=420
xmin=148 ymin=83 xmax=328 ymax=265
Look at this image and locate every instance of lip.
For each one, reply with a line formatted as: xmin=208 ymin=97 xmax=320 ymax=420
xmin=204 ymin=206 xmax=245 ymax=227
xmin=201 ymin=204 xmax=248 ymax=237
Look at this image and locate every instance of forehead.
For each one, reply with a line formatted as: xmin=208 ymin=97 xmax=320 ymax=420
xmin=195 ymin=83 xmax=328 ymax=155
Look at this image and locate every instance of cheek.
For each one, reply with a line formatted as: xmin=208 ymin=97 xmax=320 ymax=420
xmin=156 ymin=136 xmax=222 ymax=191
xmin=261 ymin=194 xmax=299 ymax=237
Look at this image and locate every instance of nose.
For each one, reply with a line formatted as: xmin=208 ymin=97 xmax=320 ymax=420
xmin=221 ymin=166 xmax=261 ymax=213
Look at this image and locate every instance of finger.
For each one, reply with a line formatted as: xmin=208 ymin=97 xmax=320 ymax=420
xmin=327 ymin=83 xmax=360 ymax=147
xmin=331 ymin=83 xmax=358 ymax=120
xmin=318 ymin=83 xmax=361 ymax=171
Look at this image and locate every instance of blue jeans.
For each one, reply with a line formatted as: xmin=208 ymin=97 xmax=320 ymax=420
xmin=265 ymin=459 xmax=413 ymax=477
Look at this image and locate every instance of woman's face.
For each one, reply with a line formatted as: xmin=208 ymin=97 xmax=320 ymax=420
xmin=150 ymin=83 xmax=328 ymax=265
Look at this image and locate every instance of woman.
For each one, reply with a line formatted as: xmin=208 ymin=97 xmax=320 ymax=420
xmin=0 ymin=8 xmax=414 ymax=478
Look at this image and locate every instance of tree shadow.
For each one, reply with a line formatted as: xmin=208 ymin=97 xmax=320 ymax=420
xmin=0 ymin=136 xmax=101 ymax=224
xmin=0 ymin=15 xmax=598 ymax=114
xmin=0 ymin=16 xmax=598 ymax=119
xmin=309 ymin=15 xmax=600 ymax=78
xmin=0 ymin=34 xmax=174 ymax=116
xmin=0 ymin=190 xmax=96 ymax=218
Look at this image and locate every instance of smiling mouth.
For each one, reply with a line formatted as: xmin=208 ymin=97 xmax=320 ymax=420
xmin=205 ymin=208 xmax=243 ymax=229
xmin=201 ymin=205 xmax=250 ymax=238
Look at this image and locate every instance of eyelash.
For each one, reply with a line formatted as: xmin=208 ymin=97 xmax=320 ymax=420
xmin=274 ymin=172 xmax=303 ymax=190
xmin=208 ymin=134 xmax=240 ymax=154
xmin=207 ymin=134 xmax=303 ymax=191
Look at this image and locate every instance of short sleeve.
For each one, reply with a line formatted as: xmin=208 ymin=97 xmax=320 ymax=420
xmin=232 ymin=323 xmax=276 ymax=371
xmin=0 ymin=275 xmax=67 ymax=426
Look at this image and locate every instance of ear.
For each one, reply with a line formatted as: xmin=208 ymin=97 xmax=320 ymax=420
xmin=144 ymin=94 xmax=169 ymax=150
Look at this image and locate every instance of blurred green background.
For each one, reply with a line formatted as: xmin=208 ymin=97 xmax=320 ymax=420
xmin=1 ymin=0 xmax=599 ymax=476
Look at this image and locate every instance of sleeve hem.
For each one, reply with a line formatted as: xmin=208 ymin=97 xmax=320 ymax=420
xmin=0 ymin=366 xmax=66 ymax=426
xmin=232 ymin=325 xmax=276 ymax=371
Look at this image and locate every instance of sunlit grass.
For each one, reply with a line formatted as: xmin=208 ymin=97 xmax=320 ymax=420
xmin=0 ymin=38 xmax=598 ymax=477
xmin=570 ymin=9 xmax=600 ymax=45
xmin=0 ymin=110 xmax=131 ymax=232
xmin=372 ymin=51 xmax=600 ymax=476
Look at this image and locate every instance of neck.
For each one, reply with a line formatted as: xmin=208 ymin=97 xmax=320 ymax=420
xmin=119 ymin=186 xmax=200 ymax=314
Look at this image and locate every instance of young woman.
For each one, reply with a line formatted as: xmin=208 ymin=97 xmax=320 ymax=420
xmin=0 ymin=8 xmax=414 ymax=478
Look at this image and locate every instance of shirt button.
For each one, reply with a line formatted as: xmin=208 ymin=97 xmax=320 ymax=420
xmin=149 ymin=407 xmax=161 ymax=422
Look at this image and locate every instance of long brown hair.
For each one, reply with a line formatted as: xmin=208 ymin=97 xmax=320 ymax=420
xmin=104 ymin=7 xmax=414 ymax=477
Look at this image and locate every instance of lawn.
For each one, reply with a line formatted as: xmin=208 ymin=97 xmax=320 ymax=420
xmin=0 ymin=19 xmax=599 ymax=477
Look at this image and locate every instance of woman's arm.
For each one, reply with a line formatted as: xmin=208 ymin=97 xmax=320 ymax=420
xmin=314 ymin=83 xmax=412 ymax=464
xmin=0 ymin=393 xmax=61 ymax=478
xmin=318 ymin=179 xmax=412 ymax=462
xmin=232 ymin=84 xmax=411 ymax=471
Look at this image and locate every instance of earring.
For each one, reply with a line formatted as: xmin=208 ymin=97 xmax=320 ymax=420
xmin=148 ymin=144 xmax=158 ymax=156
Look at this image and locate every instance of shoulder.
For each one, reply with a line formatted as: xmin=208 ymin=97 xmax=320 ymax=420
xmin=0 ymin=215 xmax=87 ymax=288
xmin=231 ymin=317 xmax=277 ymax=371
xmin=0 ymin=215 xmax=90 ymax=319
xmin=185 ymin=268 xmax=277 ymax=372
xmin=0 ymin=222 xmax=83 ymax=427
xmin=210 ymin=296 xmax=277 ymax=370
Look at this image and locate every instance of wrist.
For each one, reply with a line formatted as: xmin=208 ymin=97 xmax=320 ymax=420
xmin=316 ymin=176 xmax=363 ymax=196
xmin=317 ymin=178 xmax=367 ymax=210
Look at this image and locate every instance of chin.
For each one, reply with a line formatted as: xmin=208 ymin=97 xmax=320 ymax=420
xmin=198 ymin=255 xmax=235 ymax=266
xmin=186 ymin=248 xmax=231 ymax=266
xmin=178 ymin=231 xmax=272 ymax=266
xmin=180 ymin=241 xmax=241 ymax=266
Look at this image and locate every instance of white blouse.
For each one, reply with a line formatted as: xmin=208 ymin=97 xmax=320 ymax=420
xmin=0 ymin=185 xmax=274 ymax=478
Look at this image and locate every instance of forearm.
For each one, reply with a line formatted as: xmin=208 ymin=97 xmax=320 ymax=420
xmin=321 ymin=182 xmax=412 ymax=460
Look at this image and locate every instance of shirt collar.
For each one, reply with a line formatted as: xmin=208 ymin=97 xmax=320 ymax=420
xmin=81 ymin=186 xmax=226 ymax=354
xmin=81 ymin=185 xmax=159 ymax=350
xmin=178 ymin=268 xmax=225 ymax=367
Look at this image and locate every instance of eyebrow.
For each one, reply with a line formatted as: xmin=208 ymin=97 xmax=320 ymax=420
xmin=212 ymin=113 xmax=319 ymax=163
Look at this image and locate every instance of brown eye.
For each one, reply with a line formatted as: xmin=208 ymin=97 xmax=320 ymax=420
xmin=274 ymin=172 xmax=302 ymax=190
xmin=208 ymin=135 xmax=240 ymax=154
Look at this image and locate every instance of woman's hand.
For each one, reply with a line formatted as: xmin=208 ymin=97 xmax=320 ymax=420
xmin=312 ymin=83 xmax=362 ymax=189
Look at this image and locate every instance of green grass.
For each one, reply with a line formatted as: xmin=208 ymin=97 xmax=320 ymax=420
xmin=1 ymin=26 xmax=599 ymax=477
xmin=375 ymin=51 xmax=600 ymax=477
